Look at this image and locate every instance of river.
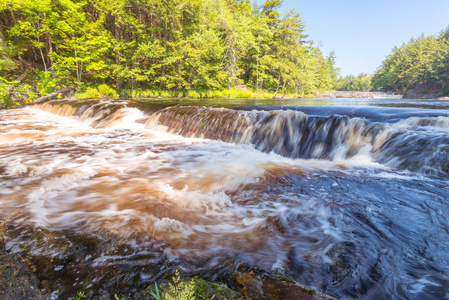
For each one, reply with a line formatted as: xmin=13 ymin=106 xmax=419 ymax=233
xmin=0 ymin=97 xmax=448 ymax=299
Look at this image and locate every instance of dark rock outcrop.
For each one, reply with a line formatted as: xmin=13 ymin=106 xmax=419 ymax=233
xmin=235 ymin=270 xmax=336 ymax=300
xmin=402 ymin=88 xmax=440 ymax=99
xmin=0 ymin=251 xmax=44 ymax=300
xmin=316 ymin=91 xmax=399 ymax=99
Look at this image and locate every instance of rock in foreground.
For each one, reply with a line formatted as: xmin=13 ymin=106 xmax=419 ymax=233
xmin=0 ymin=251 xmax=43 ymax=300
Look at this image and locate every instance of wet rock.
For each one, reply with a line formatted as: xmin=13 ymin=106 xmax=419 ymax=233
xmin=195 ymin=280 xmax=243 ymax=300
xmin=0 ymin=250 xmax=44 ymax=300
xmin=315 ymin=91 xmax=397 ymax=99
xmin=272 ymin=95 xmax=301 ymax=99
xmin=403 ymin=88 xmax=440 ymax=99
xmin=236 ymin=270 xmax=336 ymax=300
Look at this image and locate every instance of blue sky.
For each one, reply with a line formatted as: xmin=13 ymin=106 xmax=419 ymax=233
xmin=280 ymin=0 xmax=449 ymax=76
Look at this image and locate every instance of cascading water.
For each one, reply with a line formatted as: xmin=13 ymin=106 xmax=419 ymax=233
xmin=146 ymin=104 xmax=449 ymax=176
xmin=1 ymin=98 xmax=449 ymax=299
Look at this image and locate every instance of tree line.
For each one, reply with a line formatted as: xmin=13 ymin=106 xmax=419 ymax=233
xmin=372 ymin=27 xmax=449 ymax=95
xmin=0 ymin=0 xmax=339 ymax=104
xmin=336 ymin=73 xmax=372 ymax=91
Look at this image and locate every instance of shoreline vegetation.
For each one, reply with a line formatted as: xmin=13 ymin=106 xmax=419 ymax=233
xmin=3 ymin=83 xmax=449 ymax=111
xmin=0 ymin=0 xmax=339 ymax=109
xmin=0 ymin=248 xmax=336 ymax=299
xmin=73 ymin=84 xmax=315 ymax=101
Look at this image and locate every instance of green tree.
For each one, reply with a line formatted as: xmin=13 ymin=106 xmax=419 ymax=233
xmin=0 ymin=0 xmax=341 ymax=97
xmin=373 ymin=27 xmax=449 ymax=95
xmin=337 ymin=73 xmax=372 ymax=91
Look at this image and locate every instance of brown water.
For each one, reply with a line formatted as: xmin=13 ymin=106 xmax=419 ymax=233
xmin=1 ymin=99 xmax=449 ymax=299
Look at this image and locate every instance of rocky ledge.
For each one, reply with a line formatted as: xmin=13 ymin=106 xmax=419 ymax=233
xmin=0 ymin=251 xmax=43 ymax=300
xmin=403 ymin=88 xmax=449 ymax=100
xmin=315 ymin=91 xmax=399 ymax=99
xmin=0 ymin=248 xmax=336 ymax=300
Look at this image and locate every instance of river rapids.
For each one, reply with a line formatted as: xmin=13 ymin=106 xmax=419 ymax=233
xmin=0 ymin=98 xmax=448 ymax=299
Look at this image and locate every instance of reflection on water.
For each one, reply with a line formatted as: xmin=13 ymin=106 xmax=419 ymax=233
xmin=0 ymin=99 xmax=448 ymax=299
xmin=133 ymin=96 xmax=449 ymax=110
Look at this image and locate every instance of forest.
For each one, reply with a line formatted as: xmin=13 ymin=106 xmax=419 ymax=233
xmin=0 ymin=0 xmax=339 ymax=105
xmin=336 ymin=73 xmax=372 ymax=91
xmin=372 ymin=27 xmax=449 ymax=96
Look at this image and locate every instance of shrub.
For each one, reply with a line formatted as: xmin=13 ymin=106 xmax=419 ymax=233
xmin=164 ymin=270 xmax=195 ymax=300
xmin=0 ymin=78 xmax=12 ymax=106
xmin=37 ymin=71 xmax=58 ymax=96
xmin=97 ymin=84 xmax=119 ymax=99
xmin=160 ymin=90 xmax=172 ymax=98
xmin=440 ymin=85 xmax=449 ymax=96
xmin=75 ymin=87 xmax=100 ymax=99
xmin=141 ymin=89 xmax=159 ymax=98
xmin=186 ymin=90 xmax=201 ymax=98
xmin=76 ymin=85 xmax=119 ymax=100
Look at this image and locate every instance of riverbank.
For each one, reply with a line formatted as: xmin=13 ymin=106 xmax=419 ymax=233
xmin=402 ymin=88 xmax=449 ymax=100
xmin=0 ymin=250 xmax=44 ymax=299
xmin=315 ymin=91 xmax=401 ymax=99
xmin=1 ymin=83 xmax=317 ymax=109
xmin=0 ymin=248 xmax=335 ymax=300
xmin=2 ymin=83 xmax=406 ymax=110
xmin=1 ymin=211 xmax=336 ymax=300
xmin=316 ymin=90 xmax=449 ymax=100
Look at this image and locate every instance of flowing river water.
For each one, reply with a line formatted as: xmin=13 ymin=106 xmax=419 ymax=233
xmin=1 ymin=98 xmax=449 ymax=299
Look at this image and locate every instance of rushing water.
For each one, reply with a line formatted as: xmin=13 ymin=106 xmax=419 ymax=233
xmin=1 ymin=98 xmax=449 ymax=299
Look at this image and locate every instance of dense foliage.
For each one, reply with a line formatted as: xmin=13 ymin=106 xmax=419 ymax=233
xmin=373 ymin=27 xmax=449 ymax=95
xmin=0 ymin=0 xmax=338 ymax=103
xmin=336 ymin=73 xmax=372 ymax=91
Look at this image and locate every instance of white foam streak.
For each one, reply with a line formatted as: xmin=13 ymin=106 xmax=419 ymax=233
xmin=160 ymin=185 xmax=233 ymax=211
xmin=0 ymin=104 xmax=423 ymax=252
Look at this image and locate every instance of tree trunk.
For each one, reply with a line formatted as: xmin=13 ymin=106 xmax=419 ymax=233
xmin=0 ymin=23 xmax=13 ymax=65
xmin=29 ymin=86 xmax=76 ymax=104
xmin=36 ymin=31 xmax=47 ymax=71
xmin=0 ymin=24 xmax=8 ymax=57
xmin=275 ymin=70 xmax=281 ymax=94
xmin=115 ymin=20 xmax=122 ymax=89
xmin=47 ymin=35 xmax=54 ymax=70
xmin=160 ymin=64 xmax=166 ymax=89
xmin=177 ymin=60 xmax=182 ymax=91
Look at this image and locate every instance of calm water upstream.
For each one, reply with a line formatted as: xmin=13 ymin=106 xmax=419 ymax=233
xmin=0 ymin=97 xmax=449 ymax=299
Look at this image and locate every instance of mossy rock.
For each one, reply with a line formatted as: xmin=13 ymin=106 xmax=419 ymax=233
xmin=191 ymin=277 xmax=244 ymax=300
xmin=0 ymin=250 xmax=44 ymax=300
xmin=235 ymin=269 xmax=336 ymax=300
